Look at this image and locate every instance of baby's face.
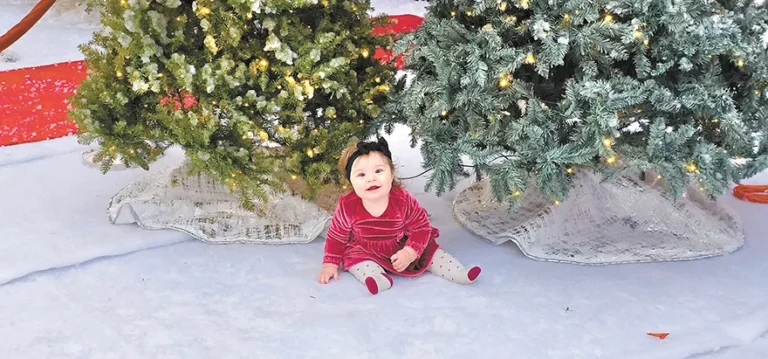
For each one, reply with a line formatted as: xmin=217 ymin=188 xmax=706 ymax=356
xmin=349 ymin=152 xmax=393 ymax=203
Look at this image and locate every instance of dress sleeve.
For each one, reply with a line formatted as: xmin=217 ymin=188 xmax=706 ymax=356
xmin=401 ymin=190 xmax=432 ymax=257
xmin=322 ymin=197 xmax=352 ymax=266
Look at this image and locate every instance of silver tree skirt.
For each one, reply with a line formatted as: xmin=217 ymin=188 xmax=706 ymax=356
xmin=453 ymin=171 xmax=744 ymax=264
xmin=107 ymin=159 xmax=332 ymax=244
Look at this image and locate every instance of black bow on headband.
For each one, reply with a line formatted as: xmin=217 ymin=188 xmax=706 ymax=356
xmin=345 ymin=137 xmax=392 ymax=182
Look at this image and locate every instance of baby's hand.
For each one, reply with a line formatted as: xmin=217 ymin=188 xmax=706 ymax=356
xmin=317 ymin=264 xmax=339 ymax=284
xmin=391 ymin=247 xmax=417 ymax=272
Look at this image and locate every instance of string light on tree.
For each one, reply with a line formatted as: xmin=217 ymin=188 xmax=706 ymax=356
xmin=736 ymin=59 xmax=745 ymax=67
xmin=498 ymin=73 xmax=512 ymax=88
xmin=499 ymin=1 xmax=507 ymax=11
xmin=606 ymin=155 xmax=617 ymax=164
xmin=602 ymin=14 xmax=614 ymax=24
xmin=524 ymin=53 xmax=536 ymax=64
xmin=520 ymin=0 xmax=529 ymax=9
xmin=197 ymin=6 xmax=211 ymax=16
xmin=360 ymin=48 xmax=370 ymax=58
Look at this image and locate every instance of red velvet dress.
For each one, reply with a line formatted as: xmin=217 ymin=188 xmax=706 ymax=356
xmin=322 ymin=186 xmax=440 ymax=276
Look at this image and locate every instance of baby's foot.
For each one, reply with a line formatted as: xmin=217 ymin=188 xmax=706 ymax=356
xmin=467 ymin=266 xmax=482 ymax=282
xmin=364 ymin=272 xmax=393 ymax=295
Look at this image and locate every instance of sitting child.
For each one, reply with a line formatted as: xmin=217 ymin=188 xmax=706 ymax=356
xmin=317 ymin=137 xmax=481 ymax=295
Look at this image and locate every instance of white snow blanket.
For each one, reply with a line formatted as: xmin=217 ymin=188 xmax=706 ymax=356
xmin=0 ymin=138 xmax=190 ymax=285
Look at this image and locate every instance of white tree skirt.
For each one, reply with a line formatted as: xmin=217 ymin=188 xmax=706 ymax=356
xmin=453 ymin=171 xmax=744 ymax=264
xmin=108 ymin=159 xmax=331 ymax=244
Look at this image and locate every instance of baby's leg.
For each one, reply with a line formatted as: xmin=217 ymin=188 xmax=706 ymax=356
xmin=427 ymin=249 xmax=481 ymax=285
xmin=347 ymin=260 xmax=393 ymax=295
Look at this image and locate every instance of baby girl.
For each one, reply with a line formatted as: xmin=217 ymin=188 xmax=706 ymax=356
xmin=317 ymin=137 xmax=481 ymax=295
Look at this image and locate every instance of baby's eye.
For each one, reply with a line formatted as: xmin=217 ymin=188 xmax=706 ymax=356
xmin=357 ymin=173 xmax=365 ymax=177
xmin=375 ymin=169 xmax=384 ymax=173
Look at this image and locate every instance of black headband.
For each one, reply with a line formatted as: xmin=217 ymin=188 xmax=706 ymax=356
xmin=345 ymin=137 xmax=392 ymax=182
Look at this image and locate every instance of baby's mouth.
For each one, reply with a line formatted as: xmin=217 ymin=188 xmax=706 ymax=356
xmin=366 ymin=185 xmax=381 ymax=191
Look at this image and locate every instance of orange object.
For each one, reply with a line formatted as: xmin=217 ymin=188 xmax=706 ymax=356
xmin=733 ymin=183 xmax=768 ymax=204
xmin=647 ymin=332 xmax=669 ymax=339
xmin=0 ymin=0 xmax=58 ymax=53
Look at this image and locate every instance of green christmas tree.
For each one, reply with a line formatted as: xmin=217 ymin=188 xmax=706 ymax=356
xmin=71 ymin=0 xmax=395 ymax=207
xmin=382 ymin=0 xmax=768 ymax=208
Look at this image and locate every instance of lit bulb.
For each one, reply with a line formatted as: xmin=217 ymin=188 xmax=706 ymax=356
xmin=375 ymin=77 xmax=381 ymax=83
xmin=657 ymin=174 xmax=663 ymax=179
xmin=563 ymin=13 xmax=571 ymax=22
xmin=643 ymin=38 xmax=649 ymax=46
xmin=307 ymin=149 xmax=314 ymax=158
xmin=451 ymin=10 xmax=457 ymax=17
xmin=520 ymin=0 xmax=529 ymax=9
xmin=712 ymin=118 xmax=719 ymax=123
xmin=498 ymin=75 xmax=510 ymax=88
xmin=321 ymin=0 xmax=329 ymax=6
xmin=258 ymin=58 xmax=269 ymax=70
xmin=197 ymin=6 xmax=211 ymax=16
xmin=606 ymin=156 xmax=616 ymax=164
xmin=247 ymin=13 xmax=253 ymax=19
xmin=360 ymin=48 xmax=370 ymax=58
xmin=120 ymin=0 xmax=127 ymax=6
xmin=633 ymin=29 xmax=643 ymax=39
xmin=686 ymin=163 xmax=698 ymax=172
xmin=499 ymin=1 xmax=507 ymax=11
xmin=736 ymin=59 xmax=744 ymax=67
xmin=554 ymin=200 xmax=561 ymax=205
xmin=524 ymin=53 xmax=536 ymax=64
xmin=602 ymin=137 xmax=613 ymax=147
xmin=441 ymin=111 xmax=448 ymax=117
xmin=513 ymin=190 xmax=521 ymax=197
xmin=291 ymin=175 xmax=297 ymax=180
xmin=259 ymin=131 xmax=269 ymax=141
xmin=466 ymin=10 xmax=473 ymax=16
xmin=116 ymin=70 xmax=123 ymax=78
xmin=566 ymin=168 xmax=574 ymax=174
xmin=603 ymin=14 xmax=614 ymax=23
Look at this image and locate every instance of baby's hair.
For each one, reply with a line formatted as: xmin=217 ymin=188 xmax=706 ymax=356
xmin=338 ymin=142 xmax=402 ymax=188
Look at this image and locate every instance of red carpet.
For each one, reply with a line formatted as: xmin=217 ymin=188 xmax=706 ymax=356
xmin=0 ymin=14 xmax=423 ymax=147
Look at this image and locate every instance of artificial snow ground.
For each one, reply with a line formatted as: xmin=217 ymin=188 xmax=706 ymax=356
xmin=2 ymin=1 xmax=768 ymax=358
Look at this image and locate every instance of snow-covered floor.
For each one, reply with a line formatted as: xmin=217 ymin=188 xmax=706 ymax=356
xmin=2 ymin=1 xmax=768 ymax=358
